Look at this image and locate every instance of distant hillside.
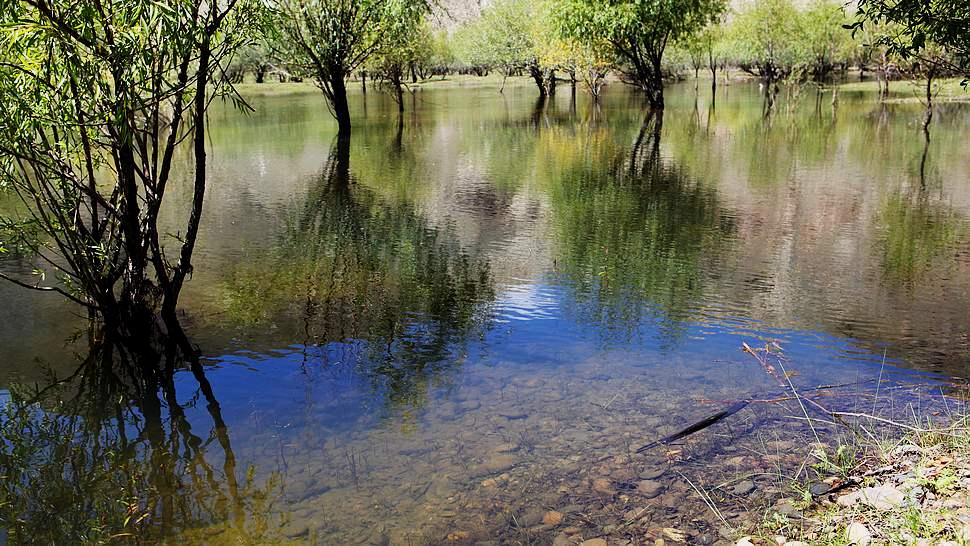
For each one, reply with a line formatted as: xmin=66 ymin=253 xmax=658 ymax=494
xmin=431 ymin=0 xmax=488 ymax=31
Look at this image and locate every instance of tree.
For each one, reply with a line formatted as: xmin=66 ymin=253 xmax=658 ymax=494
xmin=555 ymin=0 xmax=726 ymax=109
xmin=727 ymin=0 xmax=803 ymax=86
xmin=367 ymin=17 xmax=434 ymax=112
xmin=452 ymin=0 xmax=554 ymax=97
xmin=235 ymin=41 xmax=276 ymax=83
xmin=799 ymin=0 xmax=854 ymax=81
xmin=0 ymin=0 xmax=255 ymax=334
xmin=271 ymin=0 xmax=430 ymax=135
xmin=849 ymin=0 xmax=970 ymax=133
xmin=849 ymin=0 xmax=970 ymax=81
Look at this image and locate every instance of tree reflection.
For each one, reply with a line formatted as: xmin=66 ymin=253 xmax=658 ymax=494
xmin=547 ymin=111 xmax=735 ymax=342
xmin=0 ymin=328 xmax=283 ymax=544
xmin=878 ymin=151 xmax=959 ymax=287
xmin=221 ymin=135 xmax=494 ymax=412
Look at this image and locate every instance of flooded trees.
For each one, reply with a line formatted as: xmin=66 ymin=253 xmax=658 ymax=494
xmin=452 ymin=0 xmax=553 ymax=97
xmin=271 ymin=0 xmax=430 ymax=134
xmin=555 ymin=0 xmax=725 ymax=110
xmin=850 ymin=0 xmax=970 ymax=135
xmin=366 ymin=16 xmax=434 ymax=113
xmin=0 ymin=0 xmax=255 ymax=336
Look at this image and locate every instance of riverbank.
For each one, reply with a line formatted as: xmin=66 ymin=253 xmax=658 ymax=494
xmin=838 ymin=77 xmax=970 ymax=104
xmin=739 ymin=411 xmax=970 ymax=545
xmin=233 ymin=74 xmax=538 ymax=98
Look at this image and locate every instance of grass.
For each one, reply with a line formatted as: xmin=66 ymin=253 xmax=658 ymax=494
xmin=753 ymin=413 xmax=970 ymax=545
xmin=838 ymin=77 xmax=970 ymax=103
xmin=723 ymin=344 xmax=970 ymax=545
xmin=233 ymin=74 xmax=538 ymax=98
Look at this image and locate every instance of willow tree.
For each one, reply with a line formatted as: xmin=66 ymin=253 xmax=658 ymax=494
xmin=271 ymin=0 xmax=430 ymax=135
xmin=0 ymin=0 xmax=255 ymax=334
xmin=453 ymin=0 xmax=552 ymax=96
xmin=555 ymin=0 xmax=726 ymax=109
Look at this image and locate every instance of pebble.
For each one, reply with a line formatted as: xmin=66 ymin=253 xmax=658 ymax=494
xmin=735 ymin=538 xmax=755 ymax=546
xmin=773 ymin=499 xmax=801 ymax=517
xmin=580 ymin=539 xmax=608 ymax=546
xmin=637 ymin=479 xmax=664 ymax=499
xmin=732 ymin=481 xmax=756 ymax=495
xmin=640 ymin=467 xmax=666 ymax=480
xmin=553 ymin=534 xmax=574 ymax=546
xmin=809 ymin=482 xmax=831 ymax=496
xmin=592 ymin=477 xmax=615 ymax=495
xmin=861 ymin=484 xmax=905 ymax=510
xmin=543 ymin=511 xmax=564 ymax=525
xmin=480 ymin=454 xmax=518 ymax=474
xmin=846 ymin=521 xmax=871 ymax=546
xmin=492 ymin=442 xmax=520 ymax=453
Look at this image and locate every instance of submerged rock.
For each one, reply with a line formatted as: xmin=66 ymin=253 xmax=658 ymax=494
xmin=637 ymin=479 xmax=664 ymax=499
xmin=592 ymin=477 xmax=615 ymax=495
xmin=543 ymin=511 xmax=564 ymax=525
xmin=639 ymin=467 xmax=666 ymax=480
xmin=732 ymin=481 xmax=756 ymax=496
xmin=809 ymin=482 xmax=831 ymax=496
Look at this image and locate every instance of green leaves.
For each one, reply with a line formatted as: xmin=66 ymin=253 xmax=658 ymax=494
xmin=853 ymin=0 xmax=970 ymax=76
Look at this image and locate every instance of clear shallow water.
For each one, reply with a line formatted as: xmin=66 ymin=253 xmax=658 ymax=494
xmin=1 ymin=80 xmax=969 ymax=544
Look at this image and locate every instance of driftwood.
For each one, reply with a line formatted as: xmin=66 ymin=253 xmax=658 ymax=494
xmin=635 ymin=368 xmax=876 ymax=453
xmin=636 ymin=399 xmax=752 ymax=453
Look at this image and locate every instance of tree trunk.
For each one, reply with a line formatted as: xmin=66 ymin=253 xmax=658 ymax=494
xmin=645 ymin=56 xmax=665 ymax=110
xmin=394 ymin=75 xmax=405 ymax=114
xmin=361 ymin=70 xmax=367 ymax=94
xmin=529 ymin=61 xmax=547 ymax=98
xmin=331 ymin=72 xmax=352 ymax=135
xmin=923 ymin=70 xmax=934 ymax=138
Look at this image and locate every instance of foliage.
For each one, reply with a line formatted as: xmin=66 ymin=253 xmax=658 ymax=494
xmin=232 ymin=41 xmax=278 ymax=83
xmin=555 ymin=0 xmax=726 ymax=107
xmin=366 ymin=14 xmax=434 ymax=109
xmin=725 ymin=0 xmax=804 ymax=82
xmin=0 ymin=0 xmax=256 ymax=326
xmin=452 ymin=0 xmax=537 ymax=75
xmin=849 ymin=0 xmax=970 ymax=80
xmin=799 ymin=0 xmax=854 ymax=80
xmin=270 ymin=0 xmax=430 ymax=131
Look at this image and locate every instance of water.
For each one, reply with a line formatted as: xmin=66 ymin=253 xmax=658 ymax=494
xmin=1 ymin=80 xmax=969 ymax=544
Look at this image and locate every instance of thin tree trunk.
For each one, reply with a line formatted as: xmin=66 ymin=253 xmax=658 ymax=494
xmin=923 ymin=70 xmax=934 ymax=138
xmin=164 ymin=39 xmax=212 ymax=322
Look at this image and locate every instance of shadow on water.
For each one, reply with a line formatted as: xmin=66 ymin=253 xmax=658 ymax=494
xmin=0 ymin=325 xmax=285 ymax=544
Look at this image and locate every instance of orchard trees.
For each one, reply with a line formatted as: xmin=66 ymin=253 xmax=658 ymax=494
xmin=272 ymin=0 xmax=430 ymax=134
xmin=555 ymin=0 xmax=726 ymax=109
